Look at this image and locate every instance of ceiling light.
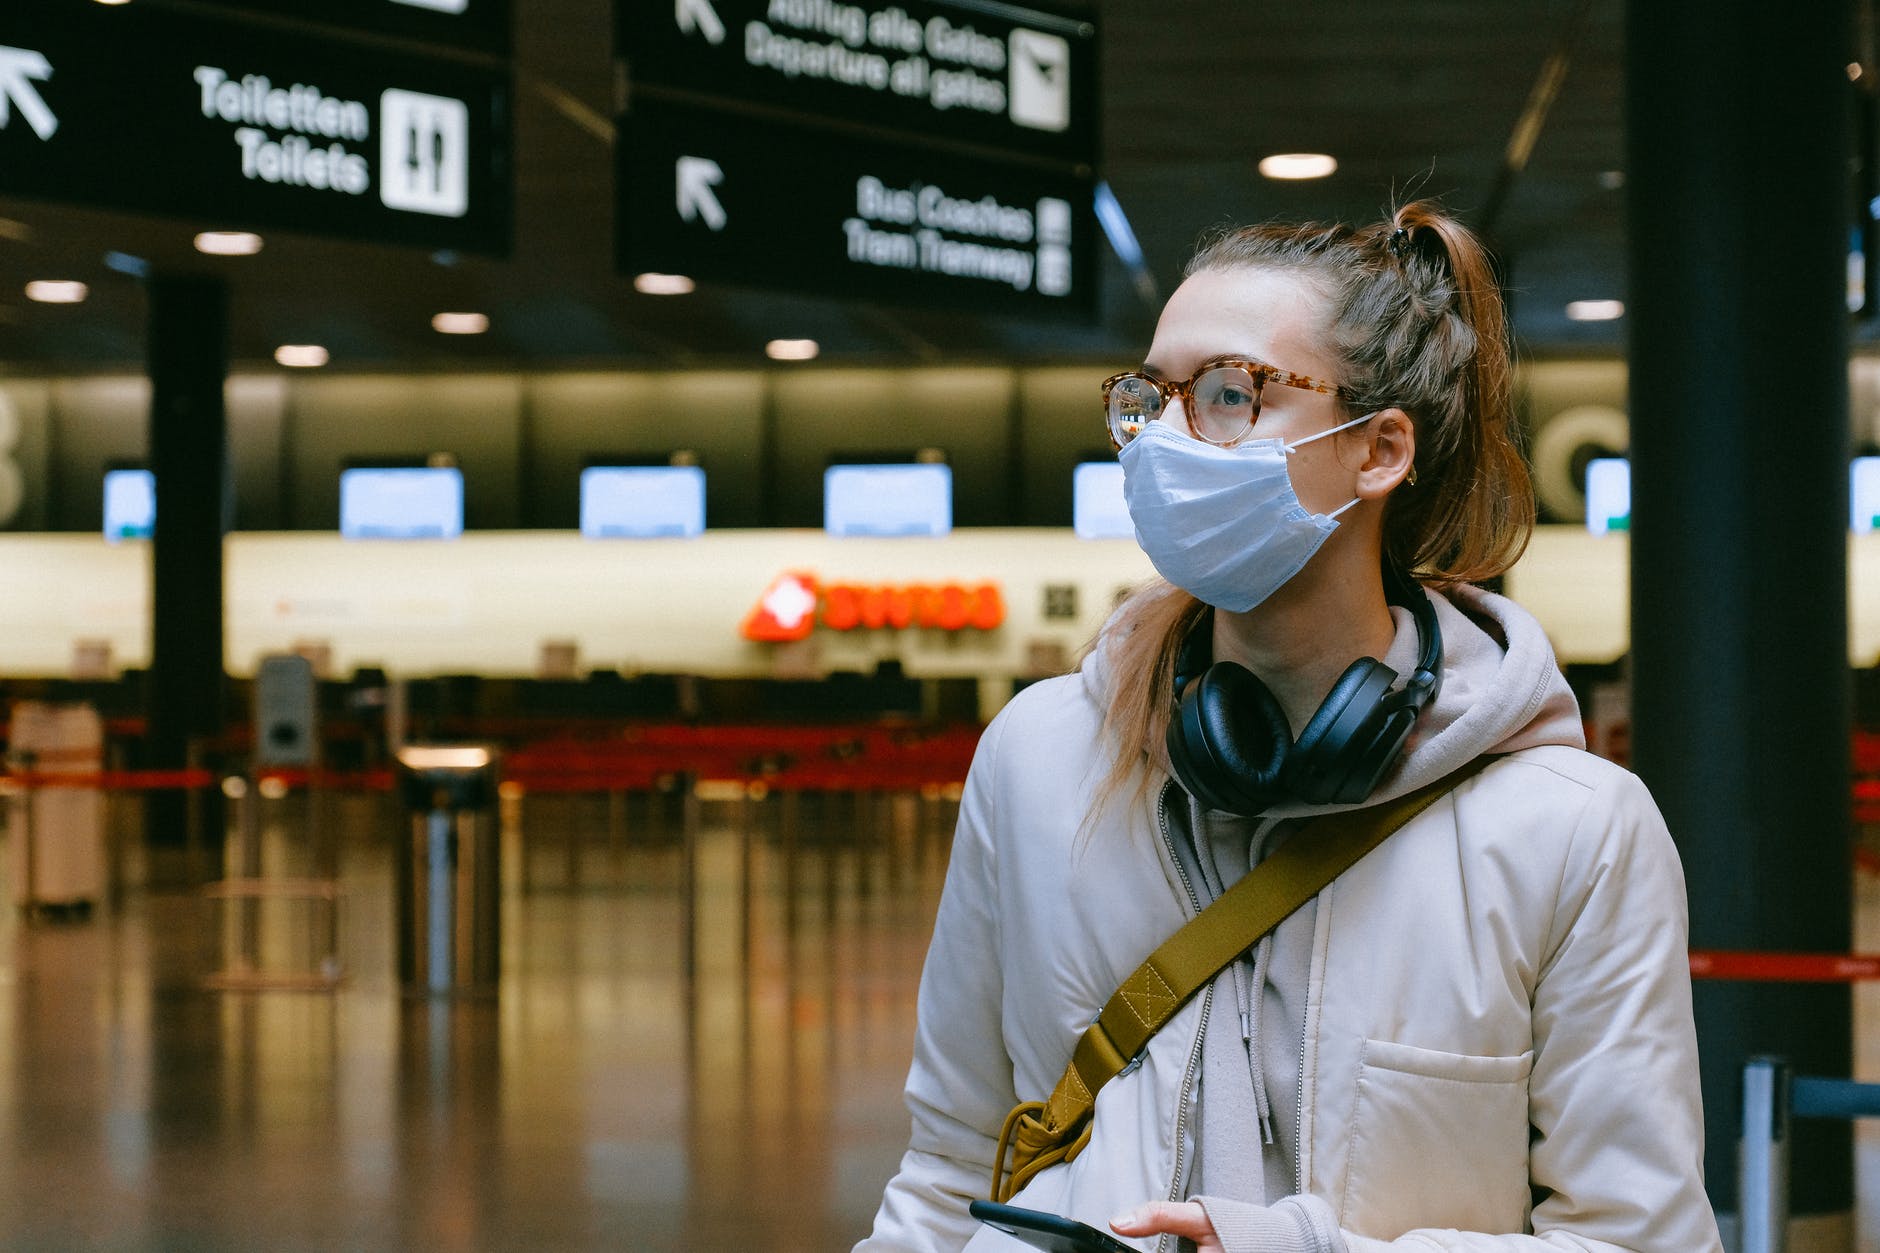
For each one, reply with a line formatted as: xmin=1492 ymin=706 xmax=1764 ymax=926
xmin=431 ymin=311 xmax=489 ymax=334
xmin=194 ymin=231 xmax=263 ymax=256
xmin=766 ymin=338 xmax=819 ymax=361
xmin=1257 ymin=153 xmax=1338 ymax=181
xmin=1566 ymin=299 xmax=1625 ymax=322
xmin=274 ymin=344 xmax=329 ymax=368
xmin=635 ymin=272 xmax=696 ymax=295
xmin=1851 ymin=62 xmax=1865 ymax=82
xmin=0 ymin=219 xmax=32 ymax=243
xmin=1597 ymin=169 xmax=1625 ymax=191
xmin=25 ymin=280 xmax=88 ymax=304
xmin=93 ymin=0 xmax=132 ymax=5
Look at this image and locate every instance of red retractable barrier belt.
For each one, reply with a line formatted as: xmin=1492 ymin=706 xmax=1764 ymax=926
xmin=2 ymin=768 xmax=218 ymax=791
xmin=1689 ymin=950 xmax=1880 ymax=982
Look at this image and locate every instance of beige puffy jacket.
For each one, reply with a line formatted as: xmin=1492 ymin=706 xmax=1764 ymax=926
xmin=858 ymin=586 xmax=1722 ymax=1253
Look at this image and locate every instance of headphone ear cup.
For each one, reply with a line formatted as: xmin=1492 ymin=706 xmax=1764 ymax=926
xmin=1166 ymin=662 xmax=1292 ymax=816
xmin=1286 ymin=659 xmax=1400 ymax=804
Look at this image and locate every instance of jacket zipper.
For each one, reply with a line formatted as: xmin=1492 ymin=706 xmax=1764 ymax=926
xmin=1156 ymin=782 xmax=1202 ymax=915
xmin=1156 ymin=986 xmax=1211 ymax=1253
xmin=1294 ymin=1006 xmax=1308 ymax=1198
xmin=1154 ymin=784 xmax=1206 ymax=1253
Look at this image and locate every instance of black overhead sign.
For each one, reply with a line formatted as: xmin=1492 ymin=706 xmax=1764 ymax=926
xmin=0 ymin=4 xmax=511 ymax=254
xmin=619 ymin=97 xmax=1095 ymax=318
xmin=615 ymin=0 xmax=1100 ymax=319
xmin=618 ymin=0 xmax=1097 ymax=169
xmin=170 ymin=0 xmax=511 ymax=56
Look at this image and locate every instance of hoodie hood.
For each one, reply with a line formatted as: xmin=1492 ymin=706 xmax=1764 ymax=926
xmin=1080 ymin=582 xmax=1585 ymax=817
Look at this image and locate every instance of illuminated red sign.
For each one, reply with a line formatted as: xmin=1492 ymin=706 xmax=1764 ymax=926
xmin=741 ymin=572 xmax=1006 ymax=642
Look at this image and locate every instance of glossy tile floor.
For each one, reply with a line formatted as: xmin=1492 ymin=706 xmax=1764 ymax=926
xmin=9 ymin=788 xmax=1880 ymax=1250
xmin=0 ymin=788 xmax=951 ymax=1250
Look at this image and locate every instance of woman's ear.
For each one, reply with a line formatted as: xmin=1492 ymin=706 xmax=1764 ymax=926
xmin=1355 ymin=408 xmax=1416 ymax=499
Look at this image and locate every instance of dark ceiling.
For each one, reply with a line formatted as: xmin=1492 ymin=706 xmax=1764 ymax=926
xmin=0 ymin=0 xmax=1661 ymax=373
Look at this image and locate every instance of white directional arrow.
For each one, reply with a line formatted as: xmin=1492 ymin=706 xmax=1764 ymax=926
xmin=676 ymin=156 xmax=727 ymax=231
xmin=0 ymin=46 xmax=57 ymax=141
xmin=676 ymin=0 xmax=725 ymax=46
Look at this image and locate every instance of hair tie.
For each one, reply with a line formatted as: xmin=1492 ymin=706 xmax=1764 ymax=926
xmin=1387 ymin=226 xmax=1412 ymax=258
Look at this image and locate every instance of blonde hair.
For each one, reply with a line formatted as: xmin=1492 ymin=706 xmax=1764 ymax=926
xmin=1088 ymin=200 xmax=1535 ymax=820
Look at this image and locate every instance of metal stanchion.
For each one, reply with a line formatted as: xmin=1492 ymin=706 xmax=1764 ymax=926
xmin=1739 ymin=1057 xmax=1790 ymax=1253
xmin=1735 ymin=1059 xmax=1880 ymax=1252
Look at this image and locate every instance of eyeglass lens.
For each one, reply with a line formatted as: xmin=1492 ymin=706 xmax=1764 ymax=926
xmin=1107 ymin=365 xmax=1261 ymax=448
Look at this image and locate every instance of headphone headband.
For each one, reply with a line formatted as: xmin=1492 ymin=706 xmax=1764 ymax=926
xmin=1382 ymin=560 xmax=1443 ymax=711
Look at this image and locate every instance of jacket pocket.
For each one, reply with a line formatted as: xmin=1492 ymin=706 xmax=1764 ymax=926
xmin=1340 ymin=1038 xmax=1534 ymax=1236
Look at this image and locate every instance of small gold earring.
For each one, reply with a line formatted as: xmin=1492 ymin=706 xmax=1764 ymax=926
xmin=1407 ymin=464 xmax=1419 ymax=486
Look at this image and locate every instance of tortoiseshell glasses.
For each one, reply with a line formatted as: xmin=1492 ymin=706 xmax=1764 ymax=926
xmin=1103 ymin=358 xmax=1350 ymax=450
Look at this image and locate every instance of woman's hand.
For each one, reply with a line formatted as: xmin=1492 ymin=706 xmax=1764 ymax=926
xmin=1110 ymin=1201 xmax=1223 ymax=1251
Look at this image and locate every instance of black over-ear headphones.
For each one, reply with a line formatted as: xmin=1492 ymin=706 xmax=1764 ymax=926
xmin=1166 ymin=562 xmax=1443 ymax=815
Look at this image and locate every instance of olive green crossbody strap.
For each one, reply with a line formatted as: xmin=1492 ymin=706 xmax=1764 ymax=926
xmin=990 ymin=756 xmax=1495 ymax=1203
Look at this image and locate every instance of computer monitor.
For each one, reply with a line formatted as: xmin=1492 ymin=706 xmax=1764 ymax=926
xmin=1072 ymin=461 xmax=1132 ymax=539
xmin=1852 ymin=457 xmax=1880 ymax=533
xmin=1584 ymin=457 xmax=1630 ymax=536
xmin=579 ymin=465 xmax=706 ymax=538
xmin=339 ymin=465 xmax=464 ymax=539
xmin=102 ymin=467 xmax=155 ymax=543
xmin=824 ymin=463 xmax=952 ymax=537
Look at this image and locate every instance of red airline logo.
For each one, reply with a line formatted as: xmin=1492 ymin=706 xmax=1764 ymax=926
xmin=741 ymin=572 xmax=1006 ymax=641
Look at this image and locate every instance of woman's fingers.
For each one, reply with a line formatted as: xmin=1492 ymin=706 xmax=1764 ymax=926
xmin=1109 ymin=1201 xmax=1221 ymax=1248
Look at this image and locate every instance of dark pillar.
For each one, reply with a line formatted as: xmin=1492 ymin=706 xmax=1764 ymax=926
xmin=145 ymin=276 xmax=230 ymax=877
xmin=1627 ymin=0 xmax=1854 ymax=1229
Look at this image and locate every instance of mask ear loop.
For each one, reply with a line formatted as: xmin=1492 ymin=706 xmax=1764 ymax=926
xmin=1287 ymin=412 xmax=1380 ymax=523
xmin=1282 ymin=410 xmax=1380 ymax=455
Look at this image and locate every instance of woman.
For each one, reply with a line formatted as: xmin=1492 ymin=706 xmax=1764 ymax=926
xmin=856 ymin=202 xmax=1721 ymax=1252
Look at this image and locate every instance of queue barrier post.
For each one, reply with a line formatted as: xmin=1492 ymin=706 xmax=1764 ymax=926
xmin=1738 ymin=1059 xmax=1880 ymax=1253
xmin=1739 ymin=1057 xmax=1791 ymax=1253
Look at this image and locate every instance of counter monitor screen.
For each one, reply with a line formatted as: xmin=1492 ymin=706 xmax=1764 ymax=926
xmin=103 ymin=468 xmax=155 ymax=543
xmin=1073 ymin=461 xmax=1133 ymax=539
xmin=580 ymin=465 xmax=706 ymax=538
xmin=340 ymin=466 xmax=464 ymax=540
xmin=1584 ymin=457 xmax=1630 ymax=536
xmin=824 ymin=463 xmax=952 ymax=537
xmin=1853 ymin=457 xmax=1880 ymax=533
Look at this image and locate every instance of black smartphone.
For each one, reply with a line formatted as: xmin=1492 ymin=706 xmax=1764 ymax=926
xmin=968 ymin=1199 xmax=1137 ymax=1253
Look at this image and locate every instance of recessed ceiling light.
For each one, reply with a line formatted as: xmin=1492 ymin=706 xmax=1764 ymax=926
xmin=25 ymin=280 xmax=88 ymax=304
xmin=274 ymin=344 xmax=329 ymax=368
xmin=432 ymin=311 xmax=489 ymax=334
xmin=194 ymin=231 xmax=263 ymax=256
xmin=1257 ymin=153 xmax=1338 ymax=180
xmin=1851 ymin=62 xmax=1865 ymax=81
xmin=635 ymin=272 xmax=696 ymax=295
xmin=93 ymin=0 xmax=132 ymax=6
xmin=1566 ymin=299 xmax=1625 ymax=322
xmin=766 ymin=338 xmax=819 ymax=361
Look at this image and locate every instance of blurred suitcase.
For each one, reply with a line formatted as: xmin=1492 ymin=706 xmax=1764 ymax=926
xmin=8 ymin=701 xmax=105 ymax=909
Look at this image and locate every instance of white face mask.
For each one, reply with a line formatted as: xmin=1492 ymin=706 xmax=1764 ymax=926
xmin=1119 ymin=412 xmax=1375 ymax=613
